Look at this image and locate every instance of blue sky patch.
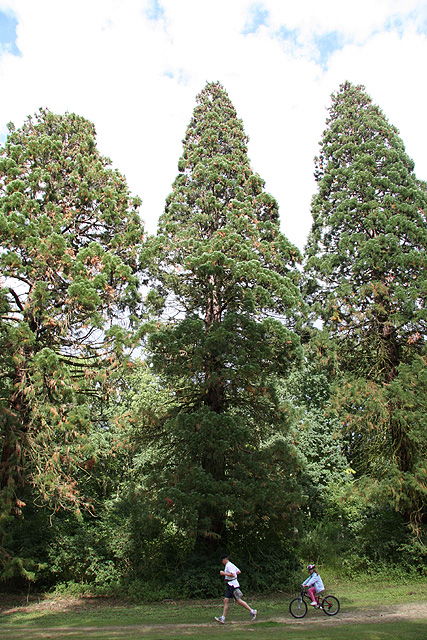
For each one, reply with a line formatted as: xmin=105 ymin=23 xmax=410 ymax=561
xmin=145 ymin=0 xmax=165 ymax=22
xmin=313 ymin=31 xmax=347 ymax=67
xmin=276 ymin=25 xmax=299 ymax=47
xmin=0 ymin=10 xmax=20 ymax=56
xmin=242 ymin=3 xmax=269 ymax=35
xmin=415 ymin=4 xmax=427 ymax=35
xmin=384 ymin=14 xmax=405 ymax=37
xmin=384 ymin=10 xmax=427 ymax=37
xmin=163 ymin=69 xmax=189 ymax=85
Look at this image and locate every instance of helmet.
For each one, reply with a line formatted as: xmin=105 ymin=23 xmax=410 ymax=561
xmin=307 ymin=564 xmax=315 ymax=571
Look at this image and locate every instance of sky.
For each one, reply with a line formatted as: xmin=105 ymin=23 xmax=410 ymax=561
xmin=0 ymin=0 xmax=426 ymax=251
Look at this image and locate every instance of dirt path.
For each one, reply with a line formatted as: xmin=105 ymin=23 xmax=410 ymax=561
xmin=1 ymin=599 xmax=427 ymax=637
xmin=279 ymin=600 xmax=427 ymax=625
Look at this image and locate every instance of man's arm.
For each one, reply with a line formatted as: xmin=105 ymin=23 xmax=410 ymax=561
xmin=220 ymin=570 xmax=237 ymax=578
xmin=220 ymin=564 xmax=238 ymax=579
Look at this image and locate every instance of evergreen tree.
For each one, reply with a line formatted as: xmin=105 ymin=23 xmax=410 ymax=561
xmin=304 ymin=82 xmax=427 ymax=539
xmin=142 ymin=82 xmax=302 ymax=563
xmin=0 ymin=109 xmax=144 ymax=578
xmin=284 ymin=362 xmax=351 ymax=517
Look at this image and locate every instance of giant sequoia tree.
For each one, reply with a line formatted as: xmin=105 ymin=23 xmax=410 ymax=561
xmin=305 ymin=82 xmax=427 ymax=537
xmin=0 ymin=109 xmax=144 ymax=576
xmin=142 ymin=82 xmax=302 ymax=559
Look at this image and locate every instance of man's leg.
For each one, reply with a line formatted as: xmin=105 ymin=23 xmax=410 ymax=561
xmin=236 ymin=597 xmax=257 ymax=620
xmin=236 ymin=597 xmax=252 ymax=612
xmin=215 ymin=597 xmax=230 ymax=623
xmin=222 ymin=597 xmax=230 ymax=618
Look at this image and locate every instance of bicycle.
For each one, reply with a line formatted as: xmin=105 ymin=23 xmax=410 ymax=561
xmin=289 ymin=587 xmax=340 ymax=618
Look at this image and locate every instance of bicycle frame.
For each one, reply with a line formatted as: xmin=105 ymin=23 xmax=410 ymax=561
xmin=289 ymin=588 xmax=340 ymax=618
xmin=302 ymin=587 xmax=327 ymax=608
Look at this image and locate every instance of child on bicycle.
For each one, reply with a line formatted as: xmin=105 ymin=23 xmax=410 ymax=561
xmin=302 ymin=564 xmax=324 ymax=606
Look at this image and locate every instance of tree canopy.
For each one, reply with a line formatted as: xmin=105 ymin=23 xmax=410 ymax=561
xmin=0 ymin=109 xmax=144 ymax=578
xmin=141 ymin=82 xmax=303 ymax=560
xmin=304 ymin=81 xmax=427 ymax=538
xmin=1 ymin=81 xmax=426 ymax=594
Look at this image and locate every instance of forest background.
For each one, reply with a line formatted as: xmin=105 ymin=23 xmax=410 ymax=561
xmin=1 ymin=79 xmax=426 ymax=600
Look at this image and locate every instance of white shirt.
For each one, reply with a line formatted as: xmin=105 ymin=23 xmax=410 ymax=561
xmin=224 ymin=561 xmax=240 ymax=587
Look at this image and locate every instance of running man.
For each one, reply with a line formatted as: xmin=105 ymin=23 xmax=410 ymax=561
xmin=215 ymin=554 xmax=257 ymax=624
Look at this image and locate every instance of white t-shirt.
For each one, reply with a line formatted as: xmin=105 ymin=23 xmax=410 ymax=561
xmin=224 ymin=561 xmax=240 ymax=587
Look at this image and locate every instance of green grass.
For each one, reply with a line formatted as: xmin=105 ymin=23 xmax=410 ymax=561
xmin=1 ymin=620 xmax=427 ymax=640
xmin=1 ymin=576 xmax=426 ymax=640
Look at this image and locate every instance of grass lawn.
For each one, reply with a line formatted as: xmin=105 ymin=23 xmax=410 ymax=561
xmin=2 ymin=621 xmax=426 ymax=640
xmin=1 ymin=575 xmax=426 ymax=640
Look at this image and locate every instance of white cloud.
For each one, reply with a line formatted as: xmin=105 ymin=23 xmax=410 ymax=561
xmin=0 ymin=0 xmax=426 ymax=251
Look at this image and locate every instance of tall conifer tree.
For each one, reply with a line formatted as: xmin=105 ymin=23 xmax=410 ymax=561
xmin=0 ymin=110 xmax=144 ymax=576
xmin=305 ymin=82 xmax=427 ymax=538
xmin=142 ymin=82 xmax=302 ymax=559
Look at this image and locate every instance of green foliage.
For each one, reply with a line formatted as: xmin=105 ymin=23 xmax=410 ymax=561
xmin=305 ymin=82 xmax=427 ymax=362
xmin=103 ymin=360 xmax=302 ymax=596
xmin=281 ymin=359 xmax=352 ymax=520
xmin=304 ymin=81 xmax=427 ymax=540
xmin=0 ymin=108 xmax=145 ymax=581
xmin=2 ymin=83 xmax=426 ymax=597
xmin=138 ymin=81 xmax=303 ymax=566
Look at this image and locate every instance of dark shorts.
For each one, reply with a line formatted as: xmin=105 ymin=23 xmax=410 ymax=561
xmin=225 ymin=584 xmax=243 ymax=600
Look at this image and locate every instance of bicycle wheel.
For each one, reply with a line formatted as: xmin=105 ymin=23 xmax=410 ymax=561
xmin=321 ymin=595 xmax=340 ymax=616
xmin=289 ymin=597 xmax=308 ymax=618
